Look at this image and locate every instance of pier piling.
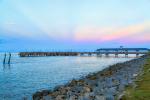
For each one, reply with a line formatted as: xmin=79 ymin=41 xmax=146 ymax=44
xmin=3 ymin=53 xmax=6 ymax=64
xmin=8 ymin=53 xmax=11 ymax=64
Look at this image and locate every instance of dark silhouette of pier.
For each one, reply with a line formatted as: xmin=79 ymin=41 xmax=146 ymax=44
xmin=19 ymin=48 xmax=149 ymax=57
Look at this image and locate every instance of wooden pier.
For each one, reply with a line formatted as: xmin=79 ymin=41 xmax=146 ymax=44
xmin=19 ymin=52 xmax=79 ymax=57
xmin=19 ymin=48 xmax=149 ymax=57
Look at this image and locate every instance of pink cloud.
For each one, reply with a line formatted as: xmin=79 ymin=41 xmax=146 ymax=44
xmin=74 ymin=21 xmax=150 ymax=43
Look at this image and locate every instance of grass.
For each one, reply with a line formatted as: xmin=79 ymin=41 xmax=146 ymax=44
xmin=121 ymin=55 xmax=150 ymax=100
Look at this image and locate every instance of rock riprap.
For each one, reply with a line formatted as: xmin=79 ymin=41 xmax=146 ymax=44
xmin=33 ymin=55 xmax=147 ymax=100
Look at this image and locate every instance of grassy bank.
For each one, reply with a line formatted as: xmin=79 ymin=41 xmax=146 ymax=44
xmin=121 ymin=55 xmax=150 ymax=100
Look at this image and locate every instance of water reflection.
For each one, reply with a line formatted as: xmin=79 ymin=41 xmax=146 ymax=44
xmin=0 ymin=53 xmax=134 ymax=100
xmin=3 ymin=64 xmax=11 ymax=71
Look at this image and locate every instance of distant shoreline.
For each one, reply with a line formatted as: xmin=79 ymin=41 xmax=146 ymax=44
xmin=33 ymin=55 xmax=147 ymax=100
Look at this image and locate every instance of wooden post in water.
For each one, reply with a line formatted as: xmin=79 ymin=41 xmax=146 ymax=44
xmin=3 ymin=53 xmax=6 ymax=64
xmin=8 ymin=53 xmax=11 ymax=64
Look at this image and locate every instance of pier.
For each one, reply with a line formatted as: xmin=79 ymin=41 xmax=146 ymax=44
xmin=19 ymin=48 xmax=149 ymax=57
xmin=96 ymin=48 xmax=150 ymax=57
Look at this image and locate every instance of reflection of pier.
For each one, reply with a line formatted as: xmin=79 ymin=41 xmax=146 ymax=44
xmin=19 ymin=48 xmax=149 ymax=57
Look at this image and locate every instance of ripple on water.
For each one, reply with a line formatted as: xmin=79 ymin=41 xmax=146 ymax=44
xmin=0 ymin=53 xmax=134 ymax=100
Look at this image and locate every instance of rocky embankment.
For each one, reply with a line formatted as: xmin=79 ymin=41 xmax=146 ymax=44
xmin=33 ymin=55 xmax=148 ymax=100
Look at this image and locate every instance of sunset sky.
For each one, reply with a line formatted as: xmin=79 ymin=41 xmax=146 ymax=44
xmin=0 ymin=0 xmax=150 ymax=52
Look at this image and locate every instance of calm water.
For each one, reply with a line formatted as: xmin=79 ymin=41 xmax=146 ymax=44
xmin=0 ymin=53 xmax=135 ymax=100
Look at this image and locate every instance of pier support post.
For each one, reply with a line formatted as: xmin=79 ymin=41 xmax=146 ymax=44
xmin=88 ymin=53 xmax=92 ymax=56
xmin=115 ymin=54 xmax=118 ymax=57
xmin=105 ymin=53 xmax=109 ymax=57
xmin=80 ymin=53 xmax=84 ymax=56
xmin=97 ymin=53 xmax=102 ymax=57
xmin=115 ymin=50 xmax=119 ymax=57
xmin=8 ymin=53 xmax=11 ymax=64
xmin=105 ymin=50 xmax=109 ymax=57
xmin=136 ymin=50 xmax=139 ymax=57
xmin=125 ymin=54 xmax=128 ymax=57
xmin=3 ymin=53 xmax=6 ymax=64
xmin=136 ymin=53 xmax=139 ymax=57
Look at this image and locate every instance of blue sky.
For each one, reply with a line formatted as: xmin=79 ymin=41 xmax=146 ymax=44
xmin=0 ymin=0 xmax=150 ymax=52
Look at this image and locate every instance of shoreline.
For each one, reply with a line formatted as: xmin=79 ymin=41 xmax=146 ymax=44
xmin=121 ymin=54 xmax=150 ymax=100
xmin=33 ymin=55 xmax=148 ymax=100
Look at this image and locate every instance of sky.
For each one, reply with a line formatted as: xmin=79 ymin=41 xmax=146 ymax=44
xmin=0 ymin=0 xmax=150 ymax=52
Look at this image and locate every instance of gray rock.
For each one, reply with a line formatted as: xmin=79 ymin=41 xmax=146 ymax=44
xmin=95 ymin=95 xmax=106 ymax=100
